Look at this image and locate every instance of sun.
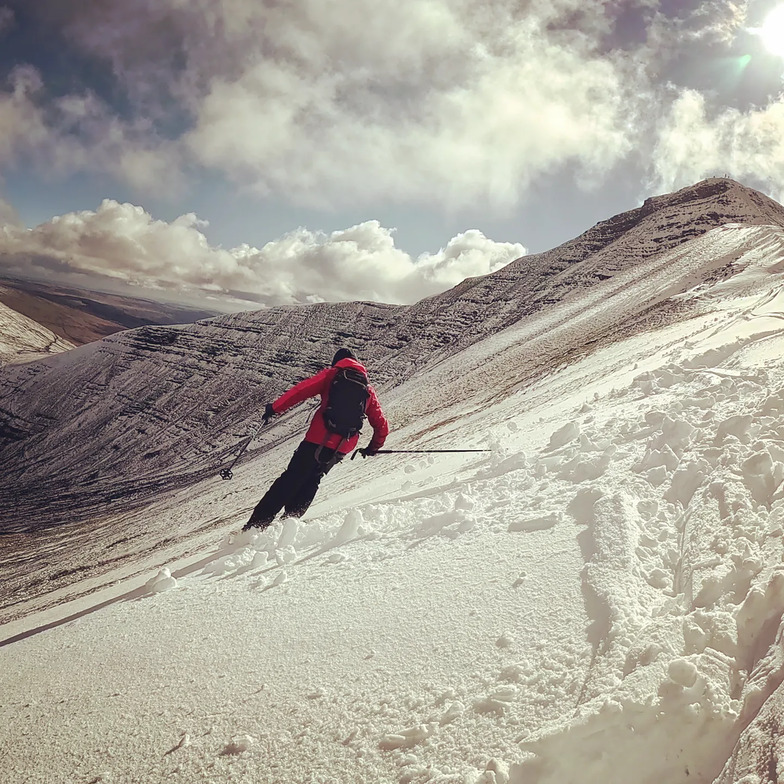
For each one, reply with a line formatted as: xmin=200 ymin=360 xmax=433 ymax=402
xmin=760 ymin=4 xmax=784 ymax=57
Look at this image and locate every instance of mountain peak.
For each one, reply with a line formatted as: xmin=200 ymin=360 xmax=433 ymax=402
xmin=549 ymin=177 xmax=784 ymax=269
xmin=480 ymin=177 xmax=784 ymax=295
xmin=638 ymin=176 xmax=784 ymax=222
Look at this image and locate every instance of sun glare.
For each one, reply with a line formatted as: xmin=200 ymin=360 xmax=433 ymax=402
xmin=761 ymin=5 xmax=784 ymax=57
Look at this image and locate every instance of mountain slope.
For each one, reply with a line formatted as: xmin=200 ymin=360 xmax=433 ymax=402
xmin=0 ymin=276 xmax=220 ymax=348
xmin=4 ymin=194 xmax=784 ymax=782
xmin=2 ymin=178 xmax=784 ymax=614
xmin=0 ymin=298 xmax=75 ymax=365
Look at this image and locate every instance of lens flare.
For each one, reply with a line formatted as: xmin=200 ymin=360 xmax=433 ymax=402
xmin=761 ymin=5 xmax=784 ymax=57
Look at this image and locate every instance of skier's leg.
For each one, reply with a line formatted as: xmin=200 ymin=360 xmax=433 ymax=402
xmin=243 ymin=476 xmax=291 ymax=530
xmin=243 ymin=442 xmax=316 ymax=530
xmin=284 ymin=448 xmax=342 ymax=519
xmin=283 ymin=472 xmax=322 ymax=519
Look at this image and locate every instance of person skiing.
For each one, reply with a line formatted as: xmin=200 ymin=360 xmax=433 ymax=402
xmin=243 ymin=348 xmax=389 ymax=531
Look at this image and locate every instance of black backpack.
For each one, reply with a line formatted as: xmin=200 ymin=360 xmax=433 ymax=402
xmin=323 ymin=367 xmax=369 ymax=438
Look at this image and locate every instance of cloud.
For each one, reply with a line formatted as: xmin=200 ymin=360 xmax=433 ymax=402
xmin=0 ymin=200 xmax=525 ymax=309
xmin=0 ymin=194 xmax=20 ymax=227
xmin=43 ymin=91 xmax=186 ymax=193
xmin=182 ymin=1 xmax=641 ymax=209
xmin=0 ymin=6 xmax=13 ymax=36
xmin=0 ymin=66 xmax=50 ymax=166
xmin=5 ymin=0 xmax=784 ymax=236
xmin=651 ymin=89 xmax=784 ymax=202
xmin=7 ymin=0 xmax=645 ymax=209
xmin=646 ymin=0 xmax=748 ymax=47
xmin=0 ymin=64 xmax=184 ymax=193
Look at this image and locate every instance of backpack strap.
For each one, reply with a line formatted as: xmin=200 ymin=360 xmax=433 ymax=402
xmin=314 ymin=433 xmax=346 ymax=469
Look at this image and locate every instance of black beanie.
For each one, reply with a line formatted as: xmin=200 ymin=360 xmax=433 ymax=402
xmin=332 ymin=348 xmax=357 ymax=366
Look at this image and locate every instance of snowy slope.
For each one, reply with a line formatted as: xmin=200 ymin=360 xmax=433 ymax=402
xmin=4 ymin=179 xmax=784 ymax=631
xmin=3 ymin=220 xmax=784 ymax=782
xmin=3 ymin=208 xmax=784 ymax=781
xmin=0 ymin=296 xmax=75 ymax=365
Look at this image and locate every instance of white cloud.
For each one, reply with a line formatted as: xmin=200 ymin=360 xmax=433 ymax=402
xmin=15 ymin=0 xmax=643 ymax=208
xmin=650 ymin=90 xmax=724 ymax=188
xmin=182 ymin=2 xmax=640 ymax=209
xmin=0 ymin=200 xmax=525 ymax=309
xmin=645 ymin=0 xmax=748 ymax=48
xmin=0 ymin=67 xmax=50 ymax=166
xmin=0 ymin=66 xmax=184 ymax=193
xmin=651 ymin=89 xmax=784 ymax=202
xmin=9 ymin=0 xmax=784 ymax=240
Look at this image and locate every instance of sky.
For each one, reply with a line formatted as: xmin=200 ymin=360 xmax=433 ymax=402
xmin=1 ymin=0 xmax=784 ymax=310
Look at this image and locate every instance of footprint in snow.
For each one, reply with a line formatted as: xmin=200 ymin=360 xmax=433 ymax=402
xmin=507 ymin=512 xmax=560 ymax=533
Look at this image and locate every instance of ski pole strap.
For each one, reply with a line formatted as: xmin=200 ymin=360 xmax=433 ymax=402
xmin=351 ymin=448 xmax=490 ymax=460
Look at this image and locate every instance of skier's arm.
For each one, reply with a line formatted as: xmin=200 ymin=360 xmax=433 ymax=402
xmin=365 ymin=387 xmax=389 ymax=452
xmin=272 ymin=368 xmax=332 ymax=414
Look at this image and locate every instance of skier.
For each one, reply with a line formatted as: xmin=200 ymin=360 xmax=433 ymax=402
xmin=243 ymin=348 xmax=389 ymax=531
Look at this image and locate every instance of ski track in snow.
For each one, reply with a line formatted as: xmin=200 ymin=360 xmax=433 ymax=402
xmin=4 ymin=221 xmax=784 ymax=782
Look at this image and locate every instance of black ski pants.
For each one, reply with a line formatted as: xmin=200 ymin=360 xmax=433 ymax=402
xmin=243 ymin=440 xmax=343 ymax=530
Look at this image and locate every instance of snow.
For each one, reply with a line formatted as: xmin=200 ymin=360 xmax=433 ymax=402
xmin=4 ymin=200 xmax=784 ymax=780
xmin=0 ymin=296 xmax=75 ymax=365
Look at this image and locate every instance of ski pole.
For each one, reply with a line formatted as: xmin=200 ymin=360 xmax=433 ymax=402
xmin=351 ymin=448 xmax=491 ymax=460
xmin=219 ymin=421 xmax=265 ymax=480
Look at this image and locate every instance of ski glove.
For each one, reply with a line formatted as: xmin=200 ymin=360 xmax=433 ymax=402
xmin=358 ymin=447 xmax=378 ymax=458
xmin=262 ymin=403 xmax=277 ymax=423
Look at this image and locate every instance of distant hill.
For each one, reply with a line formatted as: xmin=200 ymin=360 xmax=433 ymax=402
xmin=0 ymin=277 xmax=220 ymax=348
xmin=0 ymin=298 xmax=76 ymax=365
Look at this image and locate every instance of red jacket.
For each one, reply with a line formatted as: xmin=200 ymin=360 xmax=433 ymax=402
xmin=271 ymin=358 xmax=389 ymax=454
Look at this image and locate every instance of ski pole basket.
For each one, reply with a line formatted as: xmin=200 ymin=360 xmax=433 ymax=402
xmin=219 ymin=421 xmax=264 ymax=480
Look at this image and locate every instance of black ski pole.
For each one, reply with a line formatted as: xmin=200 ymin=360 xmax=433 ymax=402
xmin=351 ymin=448 xmax=490 ymax=460
xmin=219 ymin=421 xmax=265 ymax=480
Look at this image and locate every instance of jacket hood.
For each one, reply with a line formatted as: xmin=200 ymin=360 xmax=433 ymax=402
xmin=334 ymin=357 xmax=367 ymax=374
